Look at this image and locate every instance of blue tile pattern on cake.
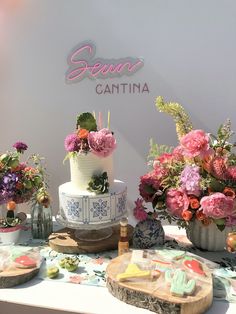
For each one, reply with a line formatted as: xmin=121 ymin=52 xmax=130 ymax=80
xmin=117 ymin=194 xmax=126 ymax=214
xmin=66 ymin=199 xmax=81 ymax=220
xmin=91 ymin=199 xmax=108 ymax=220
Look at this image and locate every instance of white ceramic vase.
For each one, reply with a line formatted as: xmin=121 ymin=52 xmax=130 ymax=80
xmin=187 ymin=220 xmax=233 ymax=251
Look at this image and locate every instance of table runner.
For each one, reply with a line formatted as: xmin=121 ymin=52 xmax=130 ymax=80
xmin=2 ymin=223 xmax=236 ymax=303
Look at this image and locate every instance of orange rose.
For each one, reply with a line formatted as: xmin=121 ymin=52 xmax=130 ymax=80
xmin=195 ymin=210 xmax=206 ymax=221
xmin=78 ymin=128 xmax=89 ymax=139
xmin=182 ymin=210 xmax=193 ymax=221
xmin=223 ymin=187 xmax=235 ymax=199
xmin=7 ymin=201 xmax=16 ymax=210
xmin=189 ymin=197 xmax=200 ymax=209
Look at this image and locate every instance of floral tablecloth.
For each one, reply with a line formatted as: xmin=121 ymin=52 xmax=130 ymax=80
xmin=2 ymin=222 xmax=236 ymax=303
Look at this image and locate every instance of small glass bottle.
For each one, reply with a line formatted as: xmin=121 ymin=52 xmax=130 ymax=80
xmin=31 ymin=203 xmax=53 ymax=239
xmin=118 ymin=217 xmax=129 ymax=256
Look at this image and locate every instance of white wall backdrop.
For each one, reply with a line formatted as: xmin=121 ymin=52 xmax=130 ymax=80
xmin=0 ymin=0 xmax=236 ymax=216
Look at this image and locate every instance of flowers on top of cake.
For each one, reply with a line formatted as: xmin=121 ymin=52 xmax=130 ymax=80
xmin=64 ymin=112 xmax=116 ymax=158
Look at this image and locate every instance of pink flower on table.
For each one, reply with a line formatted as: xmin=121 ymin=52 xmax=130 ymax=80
xmin=133 ymin=198 xmax=148 ymax=221
xmin=92 ymin=257 xmax=104 ymax=265
xmin=166 ymin=188 xmax=189 ymax=218
xmin=180 ymin=129 xmax=213 ymax=158
xmin=200 ymin=192 xmax=234 ymax=219
xmin=88 ymin=128 xmax=116 ymax=157
xmin=69 ymin=275 xmax=84 ymax=284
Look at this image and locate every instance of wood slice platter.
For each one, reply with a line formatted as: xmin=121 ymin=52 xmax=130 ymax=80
xmin=48 ymin=224 xmax=133 ymax=254
xmin=106 ymin=250 xmax=213 ymax=314
xmin=0 ymin=267 xmax=39 ymax=288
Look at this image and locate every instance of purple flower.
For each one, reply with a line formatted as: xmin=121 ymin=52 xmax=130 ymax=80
xmin=88 ymin=128 xmax=116 ymax=157
xmin=64 ymin=134 xmax=81 ymax=152
xmin=13 ymin=141 xmax=28 ymax=153
xmin=180 ymin=165 xmax=201 ymax=196
xmin=0 ymin=173 xmax=19 ymax=203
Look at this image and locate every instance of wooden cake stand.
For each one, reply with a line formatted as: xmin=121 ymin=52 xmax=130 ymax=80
xmin=0 ymin=267 xmax=39 ymax=288
xmin=48 ymin=224 xmax=133 ymax=254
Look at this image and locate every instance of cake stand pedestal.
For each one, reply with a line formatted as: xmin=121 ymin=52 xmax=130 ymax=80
xmin=48 ymin=225 xmax=133 ymax=254
xmin=48 ymin=215 xmax=133 ymax=254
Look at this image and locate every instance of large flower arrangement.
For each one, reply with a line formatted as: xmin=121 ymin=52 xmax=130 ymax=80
xmin=134 ymin=97 xmax=236 ymax=231
xmin=64 ymin=112 xmax=116 ymax=159
xmin=0 ymin=142 xmax=50 ymax=211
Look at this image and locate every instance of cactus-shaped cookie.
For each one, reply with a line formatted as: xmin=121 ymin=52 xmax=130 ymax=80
xmin=165 ymin=269 xmax=196 ymax=297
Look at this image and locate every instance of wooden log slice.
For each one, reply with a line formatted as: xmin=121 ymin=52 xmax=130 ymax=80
xmin=0 ymin=267 xmax=39 ymax=288
xmin=48 ymin=224 xmax=133 ymax=254
xmin=106 ymin=252 xmax=213 ymax=314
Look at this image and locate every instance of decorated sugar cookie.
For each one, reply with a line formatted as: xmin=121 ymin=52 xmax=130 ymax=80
xmin=183 ymin=258 xmax=205 ymax=276
xmin=158 ymin=249 xmax=186 ymax=261
xmin=117 ymin=263 xmax=151 ymax=281
xmin=165 ymin=269 xmax=196 ymax=297
xmin=14 ymin=255 xmax=37 ymax=268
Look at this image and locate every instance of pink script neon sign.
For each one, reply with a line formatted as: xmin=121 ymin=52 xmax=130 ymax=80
xmin=65 ymin=41 xmax=144 ymax=83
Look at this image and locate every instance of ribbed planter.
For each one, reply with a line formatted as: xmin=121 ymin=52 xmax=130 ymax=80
xmin=187 ymin=220 xmax=234 ymax=251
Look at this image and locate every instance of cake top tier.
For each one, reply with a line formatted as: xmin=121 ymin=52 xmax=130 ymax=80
xmin=64 ymin=112 xmax=116 ymax=158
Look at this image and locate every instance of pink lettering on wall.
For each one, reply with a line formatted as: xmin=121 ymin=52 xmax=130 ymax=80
xmin=65 ymin=41 xmax=144 ymax=83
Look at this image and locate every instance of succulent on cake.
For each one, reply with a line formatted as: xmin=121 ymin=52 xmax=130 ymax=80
xmin=64 ymin=112 xmax=116 ymax=160
xmin=87 ymin=172 xmax=109 ymax=194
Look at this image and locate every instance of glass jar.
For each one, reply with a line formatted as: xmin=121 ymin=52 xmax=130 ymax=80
xmin=31 ymin=203 xmax=53 ymax=239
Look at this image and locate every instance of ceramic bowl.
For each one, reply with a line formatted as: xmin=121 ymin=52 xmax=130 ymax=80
xmin=0 ymin=225 xmax=21 ymax=245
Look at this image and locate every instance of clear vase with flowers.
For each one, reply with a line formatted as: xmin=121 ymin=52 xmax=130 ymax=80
xmin=0 ymin=141 xmax=51 ymax=243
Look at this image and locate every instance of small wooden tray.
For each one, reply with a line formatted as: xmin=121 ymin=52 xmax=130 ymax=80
xmin=0 ymin=267 xmax=39 ymax=288
xmin=48 ymin=224 xmax=133 ymax=254
xmin=106 ymin=251 xmax=213 ymax=314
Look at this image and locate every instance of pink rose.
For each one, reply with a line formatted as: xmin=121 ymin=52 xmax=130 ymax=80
xmin=200 ymin=192 xmax=234 ymax=219
xmin=166 ymin=188 xmax=189 ymax=218
xmin=180 ymin=129 xmax=213 ymax=158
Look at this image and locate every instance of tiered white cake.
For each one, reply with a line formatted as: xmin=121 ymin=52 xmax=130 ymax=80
xmin=58 ymin=113 xmax=127 ymax=229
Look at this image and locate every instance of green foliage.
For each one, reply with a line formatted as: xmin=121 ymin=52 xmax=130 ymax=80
xmin=87 ymin=172 xmax=109 ymax=194
xmin=217 ymin=119 xmax=234 ymax=145
xmin=76 ymin=112 xmax=97 ymax=131
xmin=156 ymin=96 xmax=193 ymax=140
xmin=148 ymin=138 xmax=173 ymax=166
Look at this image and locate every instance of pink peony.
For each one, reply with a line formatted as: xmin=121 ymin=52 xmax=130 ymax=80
xmin=180 ymin=129 xmax=213 ymax=158
xmin=133 ymin=198 xmax=148 ymax=221
xmin=166 ymin=188 xmax=189 ymax=218
xmin=200 ymin=192 xmax=234 ymax=219
xmin=88 ymin=128 xmax=116 ymax=157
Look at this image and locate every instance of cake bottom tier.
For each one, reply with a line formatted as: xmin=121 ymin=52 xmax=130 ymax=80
xmin=58 ymin=180 xmax=127 ymax=229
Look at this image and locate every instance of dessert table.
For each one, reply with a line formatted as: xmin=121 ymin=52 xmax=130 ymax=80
xmin=0 ymin=224 xmax=236 ymax=314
